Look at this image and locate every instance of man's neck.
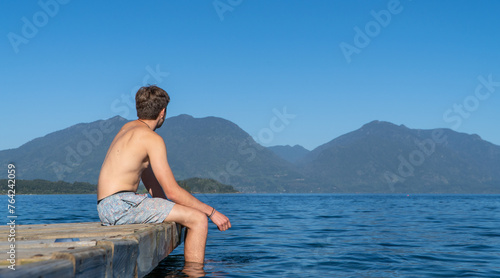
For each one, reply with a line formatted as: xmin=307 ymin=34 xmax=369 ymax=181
xmin=137 ymin=119 xmax=156 ymax=130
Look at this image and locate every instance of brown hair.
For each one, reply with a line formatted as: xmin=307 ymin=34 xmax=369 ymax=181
xmin=135 ymin=85 xmax=170 ymax=119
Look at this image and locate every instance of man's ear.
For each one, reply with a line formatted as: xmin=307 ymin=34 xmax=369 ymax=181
xmin=158 ymin=108 xmax=166 ymax=119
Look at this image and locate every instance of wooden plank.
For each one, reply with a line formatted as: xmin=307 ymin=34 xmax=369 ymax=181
xmin=157 ymin=224 xmax=170 ymax=259
xmin=0 ymin=222 xmax=185 ymax=277
xmin=15 ymin=226 xmax=150 ymax=241
xmin=124 ymin=225 xmax=163 ymax=277
xmin=8 ymin=222 xmax=156 ymax=241
xmin=173 ymin=223 xmax=184 ymax=250
xmin=0 ymin=246 xmax=84 ymax=266
xmin=52 ymin=247 xmax=110 ymax=278
xmin=0 ymin=222 xmax=100 ymax=231
xmin=0 ymin=259 xmax=74 ymax=278
xmin=97 ymin=239 xmax=138 ymax=278
xmin=157 ymin=222 xmax=182 ymax=256
xmin=0 ymin=239 xmax=97 ymax=249
xmin=0 ymin=239 xmax=99 ymax=266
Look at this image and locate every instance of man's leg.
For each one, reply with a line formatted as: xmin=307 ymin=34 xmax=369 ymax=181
xmin=163 ymin=204 xmax=208 ymax=264
xmin=143 ymin=172 xmax=208 ymax=263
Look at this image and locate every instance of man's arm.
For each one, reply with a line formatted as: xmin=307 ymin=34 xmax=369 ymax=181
xmin=141 ymin=166 xmax=167 ymax=199
xmin=143 ymin=134 xmax=231 ymax=231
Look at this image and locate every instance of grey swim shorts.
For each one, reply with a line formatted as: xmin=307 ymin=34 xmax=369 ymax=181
xmin=97 ymin=192 xmax=175 ymax=226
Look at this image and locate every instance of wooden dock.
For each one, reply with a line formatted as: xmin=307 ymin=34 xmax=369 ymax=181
xmin=0 ymin=222 xmax=185 ymax=278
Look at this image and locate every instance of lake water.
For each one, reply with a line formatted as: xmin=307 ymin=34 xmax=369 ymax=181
xmin=3 ymin=194 xmax=500 ymax=277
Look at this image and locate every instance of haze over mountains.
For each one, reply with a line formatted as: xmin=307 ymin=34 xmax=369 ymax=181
xmin=1 ymin=115 xmax=499 ymax=193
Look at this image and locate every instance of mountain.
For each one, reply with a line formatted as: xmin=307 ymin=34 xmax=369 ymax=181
xmin=0 ymin=115 xmax=306 ymax=193
xmin=0 ymin=116 xmax=127 ymax=183
xmin=154 ymin=114 xmax=306 ymax=192
xmin=268 ymin=145 xmax=310 ymax=163
xmin=1 ymin=117 xmax=499 ymax=193
xmin=297 ymin=120 xmax=500 ymax=193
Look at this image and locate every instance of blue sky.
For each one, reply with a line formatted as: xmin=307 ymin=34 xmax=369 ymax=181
xmin=1 ymin=0 xmax=500 ymax=151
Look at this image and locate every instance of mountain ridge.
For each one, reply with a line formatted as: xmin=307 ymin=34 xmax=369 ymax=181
xmin=1 ymin=115 xmax=499 ymax=193
xmin=296 ymin=120 xmax=500 ymax=193
xmin=0 ymin=115 xmax=306 ymax=193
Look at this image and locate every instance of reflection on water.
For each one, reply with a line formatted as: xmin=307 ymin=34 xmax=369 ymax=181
xmin=145 ymin=255 xmax=207 ymax=278
xmin=182 ymin=262 xmax=207 ymax=278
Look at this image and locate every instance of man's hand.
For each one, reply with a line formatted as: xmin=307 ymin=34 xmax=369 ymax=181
xmin=210 ymin=210 xmax=231 ymax=231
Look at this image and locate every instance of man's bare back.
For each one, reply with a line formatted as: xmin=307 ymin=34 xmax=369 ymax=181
xmin=97 ymin=120 xmax=156 ymax=200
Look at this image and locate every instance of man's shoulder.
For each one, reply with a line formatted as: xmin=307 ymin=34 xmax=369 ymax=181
xmin=138 ymin=128 xmax=164 ymax=144
xmin=120 ymin=122 xmax=164 ymax=143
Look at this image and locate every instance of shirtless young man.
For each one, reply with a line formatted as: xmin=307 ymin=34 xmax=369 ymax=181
xmin=97 ymin=85 xmax=231 ymax=264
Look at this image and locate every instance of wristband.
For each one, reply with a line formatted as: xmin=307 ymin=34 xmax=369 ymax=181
xmin=208 ymin=207 xmax=216 ymax=218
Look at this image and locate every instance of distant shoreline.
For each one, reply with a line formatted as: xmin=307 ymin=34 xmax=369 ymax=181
xmin=1 ymin=178 xmax=498 ymax=195
xmin=0 ymin=178 xmax=239 ymax=195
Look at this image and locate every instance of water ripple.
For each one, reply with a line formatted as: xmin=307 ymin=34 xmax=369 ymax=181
xmin=4 ymin=193 xmax=500 ymax=277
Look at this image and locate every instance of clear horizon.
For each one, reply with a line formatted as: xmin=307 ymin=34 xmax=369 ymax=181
xmin=2 ymin=0 xmax=500 ymax=151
